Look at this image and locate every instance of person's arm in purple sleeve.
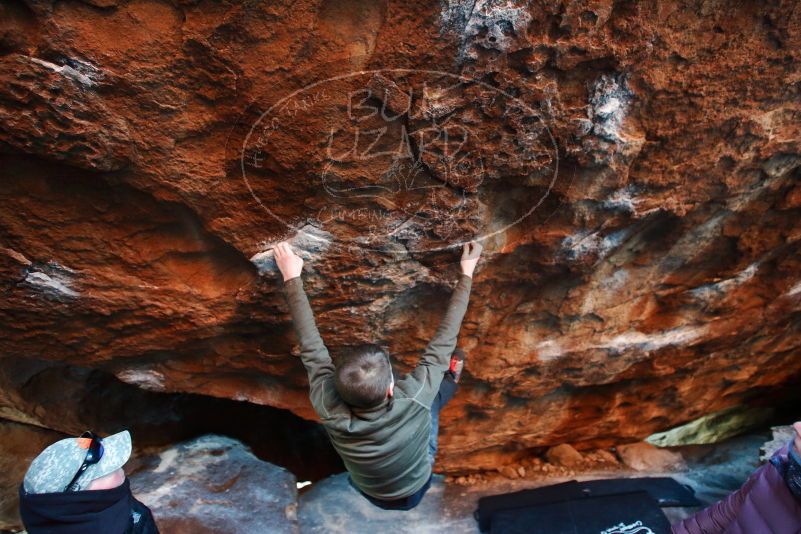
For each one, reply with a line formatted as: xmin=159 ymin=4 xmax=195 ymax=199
xmin=786 ymin=421 xmax=801 ymax=501
xmin=673 ymin=421 xmax=801 ymax=534
xmin=672 ymin=478 xmax=752 ymax=534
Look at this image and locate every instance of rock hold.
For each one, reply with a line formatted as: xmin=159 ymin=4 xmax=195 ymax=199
xmin=250 ymin=224 xmax=334 ymax=275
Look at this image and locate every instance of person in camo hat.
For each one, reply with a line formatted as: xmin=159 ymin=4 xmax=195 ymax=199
xmin=18 ymin=430 xmax=158 ymax=534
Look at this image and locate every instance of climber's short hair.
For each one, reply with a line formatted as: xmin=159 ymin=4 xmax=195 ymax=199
xmin=334 ymin=344 xmax=392 ymax=409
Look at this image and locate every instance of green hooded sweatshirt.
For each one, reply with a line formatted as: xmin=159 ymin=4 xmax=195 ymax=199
xmin=282 ymin=274 xmax=473 ymax=500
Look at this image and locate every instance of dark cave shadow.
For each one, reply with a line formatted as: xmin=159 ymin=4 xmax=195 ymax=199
xmin=1 ymin=356 xmax=344 ymax=482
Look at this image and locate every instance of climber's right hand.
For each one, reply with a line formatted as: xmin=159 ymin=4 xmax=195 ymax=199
xmin=273 ymin=241 xmax=303 ymax=281
xmin=793 ymin=421 xmax=801 ymax=456
xmin=460 ymin=241 xmax=483 ymax=278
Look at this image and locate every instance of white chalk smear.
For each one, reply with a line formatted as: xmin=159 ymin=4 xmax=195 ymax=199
xmin=117 ymin=369 xmax=166 ymax=391
xmin=25 ymin=271 xmax=78 ymax=297
xmin=30 ymin=57 xmax=96 ymax=87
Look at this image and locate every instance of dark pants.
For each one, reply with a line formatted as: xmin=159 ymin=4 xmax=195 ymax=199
xmin=428 ymin=373 xmax=458 ymax=464
xmin=352 ymin=374 xmax=459 ymax=511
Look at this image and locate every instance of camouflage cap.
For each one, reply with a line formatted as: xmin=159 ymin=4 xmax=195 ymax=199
xmin=23 ymin=430 xmax=132 ymax=494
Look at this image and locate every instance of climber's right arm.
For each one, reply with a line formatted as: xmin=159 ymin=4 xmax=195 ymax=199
xmin=276 ymin=242 xmax=335 ymax=407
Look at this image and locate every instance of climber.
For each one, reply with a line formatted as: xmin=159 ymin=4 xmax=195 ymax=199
xmin=672 ymin=421 xmax=801 ymax=533
xmin=18 ymin=430 xmax=159 ymax=534
xmin=273 ymin=239 xmax=481 ymax=510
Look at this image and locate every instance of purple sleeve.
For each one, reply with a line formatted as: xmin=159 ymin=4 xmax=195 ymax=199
xmin=672 ymin=470 xmax=755 ymax=534
xmin=787 ymin=440 xmax=801 ymax=501
xmin=673 ymin=445 xmax=801 ymax=534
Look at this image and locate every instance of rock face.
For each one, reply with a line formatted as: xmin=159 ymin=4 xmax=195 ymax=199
xmin=1 ymin=0 xmax=801 ymax=474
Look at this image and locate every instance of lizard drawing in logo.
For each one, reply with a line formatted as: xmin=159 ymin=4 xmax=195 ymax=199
xmin=317 ymin=81 xmax=485 ymax=241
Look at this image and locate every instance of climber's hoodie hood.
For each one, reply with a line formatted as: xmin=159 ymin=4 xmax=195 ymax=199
xmin=18 ymin=478 xmax=133 ymax=534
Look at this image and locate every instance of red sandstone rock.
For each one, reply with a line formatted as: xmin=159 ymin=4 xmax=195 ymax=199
xmin=616 ymin=442 xmax=687 ymax=472
xmin=1 ymin=0 xmax=801 ymax=474
xmin=545 ymin=443 xmax=584 ymax=468
xmin=497 ymin=465 xmax=520 ymax=480
xmin=592 ymin=449 xmax=620 ymax=465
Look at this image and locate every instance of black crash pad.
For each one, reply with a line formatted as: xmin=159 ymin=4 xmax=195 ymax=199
xmin=488 ymin=491 xmax=672 ymax=534
xmin=476 ymin=477 xmax=698 ymax=532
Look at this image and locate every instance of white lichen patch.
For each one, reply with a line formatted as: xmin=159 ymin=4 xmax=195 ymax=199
xmin=602 ymin=268 xmax=629 ymax=291
xmin=602 ymin=186 xmax=639 ymax=214
xmin=116 ymin=369 xmax=166 ymax=391
xmin=690 ymin=263 xmax=759 ymax=300
xmin=250 ymin=224 xmax=334 ymax=275
xmin=440 ymin=0 xmax=532 ymax=60
xmin=601 ymin=325 xmax=706 ymax=353
xmin=537 ymin=324 xmax=706 ymax=361
xmin=785 ymin=281 xmax=801 ymax=297
xmin=24 ymin=263 xmax=79 ymax=298
xmin=588 ymin=74 xmax=634 ymax=143
xmin=562 ymin=227 xmax=632 ymax=262
xmin=30 ymin=57 xmax=99 ymax=87
xmin=535 ymin=340 xmax=564 ymax=362
xmin=596 ymin=97 xmax=621 ymax=116
xmin=152 ymin=447 xmax=179 ymax=474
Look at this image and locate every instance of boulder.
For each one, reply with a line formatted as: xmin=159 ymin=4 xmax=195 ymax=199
xmin=1 ymin=0 xmax=801 ymax=475
xmin=646 ymin=406 xmax=774 ymax=447
xmin=545 ymin=444 xmax=584 ymax=468
xmin=592 ymin=449 xmax=620 ymax=465
xmin=616 ymin=442 xmax=687 ymax=472
xmin=129 ymin=435 xmax=298 ymax=534
xmin=497 ymin=465 xmax=520 ymax=479
xmin=298 ymin=473 xmax=478 ymax=534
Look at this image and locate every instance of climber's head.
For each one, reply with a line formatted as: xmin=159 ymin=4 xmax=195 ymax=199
xmin=334 ymin=344 xmax=394 ymax=409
